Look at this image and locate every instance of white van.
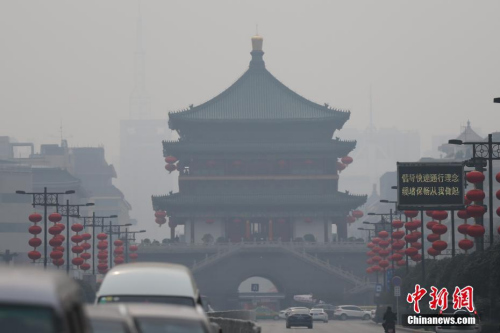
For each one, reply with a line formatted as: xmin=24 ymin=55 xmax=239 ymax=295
xmin=96 ymin=262 xmax=203 ymax=309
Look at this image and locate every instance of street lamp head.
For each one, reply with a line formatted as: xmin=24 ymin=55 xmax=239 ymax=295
xmin=391 ymin=186 xmax=398 ymax=190
xmin=448 ymin=139 xmax=463 ymax=145
xmin=125 ymin=223 xmax=132 ymax=226
xmin=86 ymin=203 xmax=95 ymax=206
xmin=65 ymin=190 xmax=76 ymax=194
xmin=363 ymin=221 xmax=371 ymax=224
xmin=494 ymin=97 xmax=500 ymax=103
xmin=15 ymin=190 xmax=26 ymax=194
xmin=367 ymin=213 xmax=376 ymax=216
xmin=380 ymin=200 xmax=389 ymax=203
xmin=110 ymin=215 xmax=118 ymax=218
xmin=357 ymin=227 xmax=364 ymax=230
xmin=139 ymin=230 xmax=146 ymax=233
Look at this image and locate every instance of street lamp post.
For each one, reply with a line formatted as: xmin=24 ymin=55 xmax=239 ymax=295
xmin=102 ymin=222 xmax=132 ymax=269
xmin=16 ymin=187 xmax=75 ymax=268
xmin=122 ymin=229 xmax=146 ymax=263
xmin=358 ymin=227 xmax=375 ymax=241
xmin=82 ymin=213 xmax=118 ymax=275
xmin=449 ymin=135 xmax=500 ymax=248
xmin=57 ymin=200 xmax=94 ymax=274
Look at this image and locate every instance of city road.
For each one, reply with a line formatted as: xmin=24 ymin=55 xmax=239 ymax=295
xmin=258 ymin=319 xmax=391 ymax=333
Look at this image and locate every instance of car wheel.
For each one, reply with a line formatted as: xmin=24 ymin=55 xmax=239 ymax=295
xmin=286 ymin=324 xmax=290 ymax=329
xmin=363 ymin=314 xmax=371 ymax=320
xmin=340 ymin=314 xmax=347 ymax=320
xmin=308 ymin=325 xmax=313 ymax=329
xmin=324 ymin=320 xmax=328 ymax=323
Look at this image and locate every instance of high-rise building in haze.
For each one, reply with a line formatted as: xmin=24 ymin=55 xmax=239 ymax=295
xmin=119 ymin=5 xmax=176 ymax=230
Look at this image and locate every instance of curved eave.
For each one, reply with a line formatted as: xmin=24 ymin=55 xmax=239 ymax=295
xmin=162 ymin=140 xmax=357 ymax=158
xmin=152 ymin=193 xmax=367 ymax=212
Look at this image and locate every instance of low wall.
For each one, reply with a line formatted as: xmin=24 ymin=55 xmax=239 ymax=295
xmin=209 ymin=317 xmax=261 ymax=333
xmin=208 ymin=310 xmax=256 ymax=321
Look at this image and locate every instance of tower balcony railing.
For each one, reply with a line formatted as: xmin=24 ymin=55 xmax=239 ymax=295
xmin=139 ymin=240 xmax=367 ymax=253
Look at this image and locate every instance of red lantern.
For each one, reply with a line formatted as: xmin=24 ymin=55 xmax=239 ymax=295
xmin=48 ymin=226 xmax=62 ymax=235
xmin=97 ymin=263 xmax=108 ymax=271
xmin=412 ymin=231 xmax=422 ymax=239
xmin=404 ymin=233 xmax=418 ymax=243
xmin=168 ymin=220 xmax=177 ymax=228
xmin=392 ymin=240 xmax=406 ymax=250
xmin=432 ymin=224 xmax=448 ymax=235
xmin=233 ymin=218 xmax=242 ymax=224
xmin=28 ymin=250 xmax=41 ymax=261
xmin=427 ymin=233 xmax=440 ymax=242
xmin=155 ymin=217 xmax=167 ymax=226
xmin=411 ymin=254 xmax=422 ymax=262
xmin=466 ymin=189 xmax=485 ymax=202
xmin=29 ymin=225 xmax=42 ymax=235
xmin=457 ymin=210 xmax=469 ymax=219
xmin=392 ymin=230 xmax=405 ymax=240
xmin=466 ymin=224 xmax=485 ymax=238
xmin=48 ymin=213 xmax=62 ymax=223
xmin=129 ymin=245 xmax=139 ymax=252
xmin=72 ymin=246 xmax=84 ymax=254
xmin=97 ymin=233 xmax=108 ymax=240
xmin=54 ymin=234 xmax=65 ymax=242
xmin=496 ymin=172 xmax=500 ymax=183
xmin=55 ymin=223 xmax=65 ymax=231
xmin=427 ymin=248 xmax=441 ymax=257
xmin=277 ymin=218 xmax=286 ymax=225
xmin=81 ymin=233 xmax=91 ymax=241
xmin=457 ymin=224 xmax=470 ymax=235
xmin=372 ymin=247 xmax=382 ymax=254
xmin=352 ymin=210 xmax=364 ymax=219
xmin=366 ymin=258 xmax=374 ymax=265
xmin=466 ymin=171 xmax=485 ymax=184
xmin=405 ymin=247 xmax=418 ymax=257
xmin=346 ymin=216 xmax=355 ymax=223
xmin=97 ymin=252 xmax=108 ymax=260
xmin=405 ymin=221 xmax=419 ymax=231
xmin=71 ymin=235 xmax=83 ymax=244
xmin=114 ymin=240 xmax=123 ymax=247
xmin=336 ymin=162 xmax=346 ymax=171
xmin=378 ymin=231 xmax=389 ymax=239
xmin=129 ymin=253 xmax=139 ymax=260
xmin=404 ymin=211 xmax=419 ymax=218
xmin=165 ymin=156 xmax=178 ymax=164
xmin=52 ymin=258 xmax=64 ymax=267
xmin=114 ymin=257 xmax=125 ymax=265
xmin=28 ymin=238 xmax=42 ymax=248
xmin=458 ymin=239 xmax=474 ymax=251
xmin=49 ymin=238 xmax=63 ymax=247
xmin=81 ymin=242 xmax=91 ymax=250
xmin=497 ymin=207 xmax=500 ymax=217
xmin=72 ymin=257 xmax=84 ymax=266
xmin=341 ymin=156 xmax=353 ymax=165
xmin=114 ymin=248 xmax=124 ymax=255
xmin=411 ymin=242 xmax=422 ymax=250
xmin=206 ymin=219 xmax=215 ymax=224
xmin=366 ymin=267 xmax=373 ymax=274
xmin=165 ymin=164 xmax=176 ymax=172
xmin=432 ymin=240 xmax=448 ymax=251
xmin=305 ymin=218 xmax=313 ymax=224
xmin=379 ymin=249 xmax=391 ymax=257
xmin=379 ymin=260 xmax=390 ymax=268
xmin=432 ymin=211 xmax=448 ymax=221
xmin=372 ymin=256 xmax=382 ymax=262
xmin=397 ymin=260 xmax=406 ymax=266
xmin=378 ymin=240 xmax=391 ymax=249
xmin=80 ymin=263 xmax=91 ymax=271
xmin=392 ymin=220 xmax=404 ymax=229
xmin=366 ymin=251 xmax=376 ymax=257
xmin=71 ymin=223 xmax=84 ymax=232
xmin=426 ymin=221 xmax=438 ymax=230
xmin=371 ymin=237 xmax=381 ymax=244
xmin=155 ymin=211 xmax=167 ymax=218
xmin=97 ymin=241 xmax=108 ymax=250
xmin=466 ymin=205 xmax=486 ymax=218
xmin=81 ymin=253 xmax=91 ymax=260
xmin=464 ymin=196 xmax=472 ymax=206
xmin=29 ymin=213 xmax=42 ymax=223
xmin=54 ymin=246 xmax=65 ymax=252
xmin=49 ymin=251 xmax=63 ymax=260
xmin=392 ymin=253 xmax=403 ymax=261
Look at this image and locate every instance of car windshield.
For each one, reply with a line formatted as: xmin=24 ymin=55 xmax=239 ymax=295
xmin=98 ymin=296 xmax=195 ymax=307
xmin=0 ymin=305 xmax=57 ymax=333
xmin=311 ymin=309 xmax=323 ymax=313
xmin=90 ymin=318 xmax=129 ymax=333
xmin=135 ymin=318 xmax=207 ymax=333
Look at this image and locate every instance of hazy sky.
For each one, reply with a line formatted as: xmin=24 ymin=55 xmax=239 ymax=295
xmin=2 ymin=0 xmax=500 ymax=164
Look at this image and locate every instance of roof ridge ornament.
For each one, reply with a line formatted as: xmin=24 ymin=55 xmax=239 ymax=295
xmin=250 ymin=35 xmax=265 ymax=69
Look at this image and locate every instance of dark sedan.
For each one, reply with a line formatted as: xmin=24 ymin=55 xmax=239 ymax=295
xmin=286 ymin=313 xmax=313 ymax=329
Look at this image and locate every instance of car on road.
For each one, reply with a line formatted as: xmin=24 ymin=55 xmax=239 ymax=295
xmin=0 ymin=267 xmax=89 ymax=333
xmin=334 ymin=305 xmax=372 ymax=320
xmin=435 ymin=308 xmax=481 ymax=333
xmin=312 ymin=303 xmax=336 ymax=319
xmin=87 ymin=303 xmax=215 ymax=333
xmin=255 ymin=306 xmax=279 ymax=320
xmin=284 ymin=307 xmax=310 ymax=317
xmin=97 ymin=262 xmax=204 ymax=312
xmin=309 ymin=308 xmax=328 ymax=322
xmin=286 ymin=312 xmax=313 ymax=329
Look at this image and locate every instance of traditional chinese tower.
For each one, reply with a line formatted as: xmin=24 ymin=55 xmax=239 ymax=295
xmin=152 ymin=36 xmax=366 ymax=243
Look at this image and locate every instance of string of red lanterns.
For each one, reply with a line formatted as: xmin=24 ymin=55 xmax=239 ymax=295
xmin=28 ymin=213 xmax=42 ymax=262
